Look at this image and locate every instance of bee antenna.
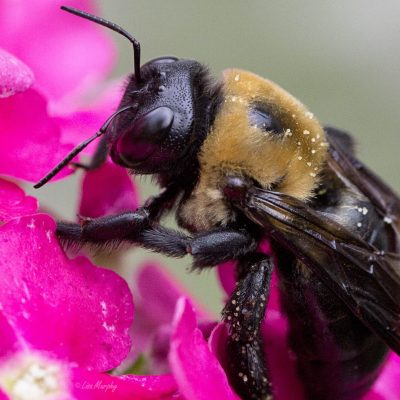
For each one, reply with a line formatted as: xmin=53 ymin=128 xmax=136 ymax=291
xmin=33 ymin=105 xmax=134 ymax=189
xmin=60 ymin=6 xmax=142 ymax=83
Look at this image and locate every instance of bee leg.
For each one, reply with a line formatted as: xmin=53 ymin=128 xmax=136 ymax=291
xmin=223 ymin=252 xmax=273 ymax=400
xmin=57 ymin=208 xmax=152 ymax=249
xmin=141 ymin=226 xmax=258 ymax=268
xmin=70 ymin=136 xmax=109 ymax=170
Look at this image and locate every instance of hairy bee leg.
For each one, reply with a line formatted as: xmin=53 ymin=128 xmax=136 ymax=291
xmin=57 ymin=209 xmax=151 ymax=246
xmin=141 ymin=226 xmax=258 ymax=267
xmin=58 ymin=215 xmax=258 ymax=265
xmin=223 ymin=253 xmax=273 ymax=400
xmin=71 ymin=136 xmax=109 ymax=170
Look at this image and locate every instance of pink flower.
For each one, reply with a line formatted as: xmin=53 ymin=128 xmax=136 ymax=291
xmin=0 ymin=0 xmax=122 ymax=184
xmin=79 ymin=161 xmax=139 ymax=219
xmin=1 ymin=1 xmax=399 ymax=399
xmin=0 ymin=0 xmax=115 ymax=103
xmin=0 ymin=181 xmax=186 ymax=399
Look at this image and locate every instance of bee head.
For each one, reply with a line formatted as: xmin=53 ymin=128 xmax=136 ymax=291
xmin=110 ymin=57 xmax=208 ymax=174
xmin=34 ymin=7 xmax=220 ymax=188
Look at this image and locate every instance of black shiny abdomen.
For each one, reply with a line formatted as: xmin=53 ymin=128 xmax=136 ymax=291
xmin=274 ymin=186 xmax=391 ymax=399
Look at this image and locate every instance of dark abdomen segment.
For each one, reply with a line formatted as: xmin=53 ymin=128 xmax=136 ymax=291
xmin=276 ymin=255 xmax=388 ymax=400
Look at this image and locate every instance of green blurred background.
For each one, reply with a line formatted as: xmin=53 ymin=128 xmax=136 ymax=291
xmin=34 ymin=1 xmax=400 ymax=315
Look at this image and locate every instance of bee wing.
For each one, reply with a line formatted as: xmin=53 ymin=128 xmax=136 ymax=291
xmin=326 ymin=127 xmax=400 ymax=223
xmin=235 ymin=186 xmax=400 ymax=353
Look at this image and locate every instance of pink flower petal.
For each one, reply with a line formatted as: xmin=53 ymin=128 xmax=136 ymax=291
xmin=217 ymin=261 xmax=237 ymax=298
xmin=120 ymin=263 xmax=211 ymax=373
xmin=364 ymin=352 xmax=400 ymax=400
xmin=169 ymin=297 xmax=239 ymax=400
xmin=208 ymin=322 xmax=229 ymax=371
xmin=263 ymin=311 xmax=304 ymax=400
xmin=56 ymin=79 xmax=123 ymax=154
xmin=0 ymin=0 xmax=116 ymax=102
xmin=0 ymin=179 xmax=37 ymax=223
xmin=0 ymin=88 xmax=73 ymax=182
xmin=79 ymin=161 xmax=139 ymax=218
xmin=0 ymin=48 xmax=33 ymax=98
xmin=72 ymin=368 xmax=180 ymax=400
xmin=0 ymin=312 xmax=21 ymax=361
xmin=0 ymin=214 xmax=133 ymax=371
xmin=136 ymin=263 xmax=211 ymax=328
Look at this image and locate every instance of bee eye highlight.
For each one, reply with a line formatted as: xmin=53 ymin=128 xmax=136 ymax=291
xmin=248 ymin=105 xmax=283 ymax=135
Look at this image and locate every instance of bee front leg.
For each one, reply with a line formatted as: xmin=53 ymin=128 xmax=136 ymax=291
xmin=223 ymin=252 xmax=274 ymax=400
xmin=57 ymin=212 xmax=258 ymax=264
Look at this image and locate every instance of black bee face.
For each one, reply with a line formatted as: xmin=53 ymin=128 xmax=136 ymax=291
xmin=110 ymin=57 xmax=202 ymax=174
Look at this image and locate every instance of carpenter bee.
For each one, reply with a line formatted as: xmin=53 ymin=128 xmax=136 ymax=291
xmin=34 ymin=6 xmax=400 ymax=400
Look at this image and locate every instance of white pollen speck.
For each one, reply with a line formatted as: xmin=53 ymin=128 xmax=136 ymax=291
xmin=231 ymin=96 xmax=237 ymax=102
xmin=292 ymin=114 xmax=296 ymax=118
xmin=27 ymin=220 xmax=35 ymax=229
xmin=303 ymin=130 xmax=310 ymax=135
xmin=316 ymin=134 xmax=320 ymax=139
xmin=307 ymin=162 xmax=312 ymax=167
xmin=314 ymin=167 xmax=318 ymax=171
xmin=311 ymin=138 xmax=316 ymax=142
xmin=306 ymin=111 xmax=314 ymax=119
xmin=309 ymin=172 xmax=316 ymax=177
xmin=100 ymin=301 xmax=107 ymax=316
xmin=384 ymin=216 xmax=393 ymax=224
xmin=234 ymin=74 xmax=240 ymax=81
xmin=311 ymin=149 xmax=316 ymax=154
xmin=362 ymin=207 xmax=368 ymax=215
xmin=357 ymin=222 xmax=362 ymax=228
xmin=285 ymin=129 xmax=292 ymax=136
xmin=297 ymin=156 xmax=303 ymax=160
xmin=297 ymin=141 xmax=301 ymax=146
xmin=102 ymin=322 xmax=116 ymax=332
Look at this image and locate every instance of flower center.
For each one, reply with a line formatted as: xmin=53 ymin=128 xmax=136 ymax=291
xmin=0 ymin=352 xmax=67 ymax=399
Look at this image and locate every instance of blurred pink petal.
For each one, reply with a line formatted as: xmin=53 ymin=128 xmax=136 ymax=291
xmin=0 ymin=312 xmax=20 ymax=360
xmin=0 ymin=389 xmax=8 ymax=400
xmin=0 ymin=0 xmax=116 ymax=102
xmin=364 ymin=353 xmax=400 ymax=400
xmin=217 ymin=261 xmax=237 ymax=298
xmin=0 ymin=88 xmax=73 ymax=182
xmin=72 ymin=368 xmax=180 ymax=400
xmin=0 ymin=214 xmax=133 ymax=371
xmin=79 ymin=161 xmax=139 ymax=218
xmin=136 ymin=263 xmax=210 ymax=327
xmin=208 ymin=322 xmax=229 ymax=371
xmin=263 ymin=311 xmax=304 ymax=400
xmin=0 ymin=48 xmax=33 ymax=98
xmin=0 ymin=179 xmax=37 ymax=223
xmin=169 ymin=297 xmax=239 ymax=400
xmin=120 ymin=263 xmax=211 ymax=373
xmin=56 ymin=79 xmax=124 ymax=154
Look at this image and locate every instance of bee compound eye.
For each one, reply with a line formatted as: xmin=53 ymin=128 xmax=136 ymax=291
xmin=117 ymin=106 xmax=174 ymax=164
xmin=134 ymin=106 xmax=174 ymax=141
